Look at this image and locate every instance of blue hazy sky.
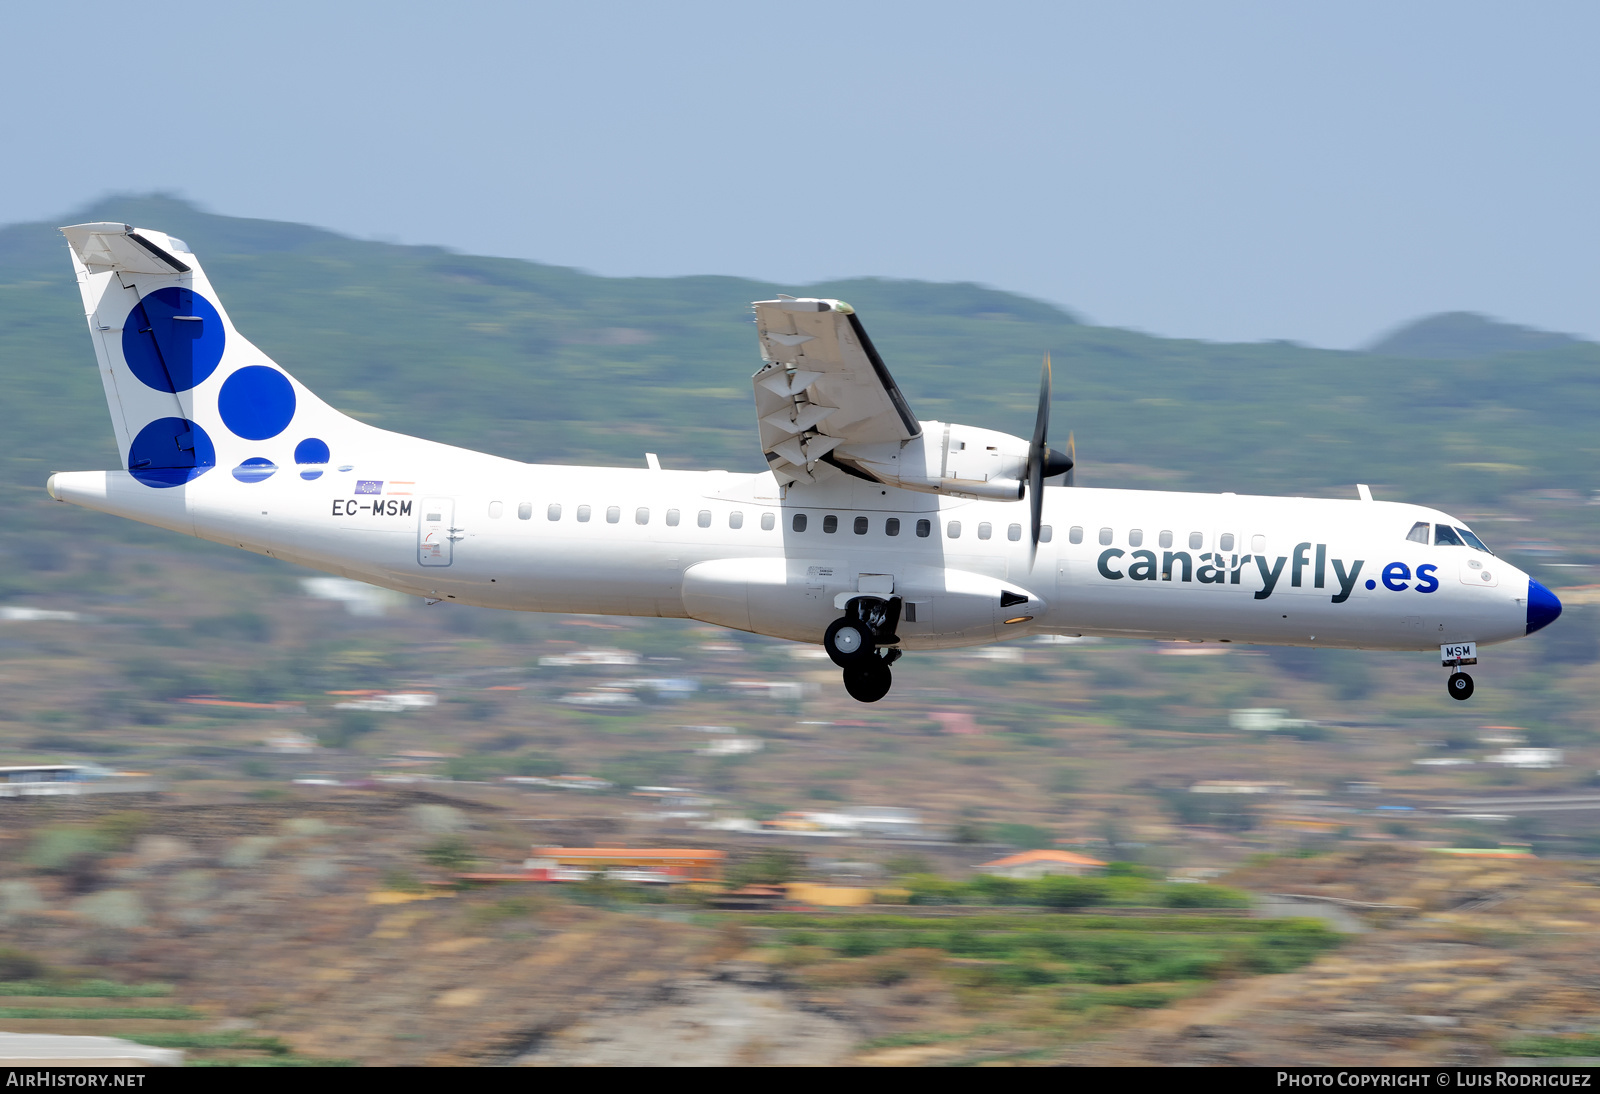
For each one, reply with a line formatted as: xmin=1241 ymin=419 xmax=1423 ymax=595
xmin=4 ymin=2 xmax=1595 ymax=348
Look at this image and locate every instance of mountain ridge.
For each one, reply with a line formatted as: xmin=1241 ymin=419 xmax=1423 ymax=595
xmin=2 ymin=194 xmax=1596 ymax=543
xmin=1366 ymin=311 xmax=1586 ymax=360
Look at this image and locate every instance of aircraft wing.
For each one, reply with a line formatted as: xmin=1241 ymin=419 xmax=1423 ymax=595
xmin=751 ymin=297 xmax=921 ymax=484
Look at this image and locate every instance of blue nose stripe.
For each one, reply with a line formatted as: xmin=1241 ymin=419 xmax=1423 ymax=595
xmin=1527 ymin=580 xmax=1562 ymax=635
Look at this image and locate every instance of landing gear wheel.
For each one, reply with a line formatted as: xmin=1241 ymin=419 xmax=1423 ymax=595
xmin=1448 ymin=671 xmax=1474 ymax=701
xmin=824 ymin=617 xmax=872 ymax=667
xmin=843 ymin=661 xmax=893 ymax=703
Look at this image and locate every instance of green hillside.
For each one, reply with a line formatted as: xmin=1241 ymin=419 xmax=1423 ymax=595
xmin=1367 ymin=311 xmax=1583 ymax=360
xmin=2 ymin=194 xmax=1596 ymax=545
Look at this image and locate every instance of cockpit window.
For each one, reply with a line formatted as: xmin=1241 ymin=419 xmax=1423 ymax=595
xmin=1456 ymin=527 xmax=1493 ymax=555
xmin=1406 ymin=521 xmax=1430 ymax=544
xmin=1433 ymin=524 xmax=1464 ymax=547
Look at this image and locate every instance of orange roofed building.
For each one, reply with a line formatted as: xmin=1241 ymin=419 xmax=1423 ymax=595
xmin=975 ymin=850 xmax=1107 ymax=879
xmin=524 ymin=847 xmax=726 ymax=883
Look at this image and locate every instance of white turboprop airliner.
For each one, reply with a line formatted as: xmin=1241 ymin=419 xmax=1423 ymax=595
xmin=46 ymin=223 xmax=1562 ymax=702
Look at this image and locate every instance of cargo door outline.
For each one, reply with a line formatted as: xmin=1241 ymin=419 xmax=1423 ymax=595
xmin=418 ymin=497 xmax=457 ymax=567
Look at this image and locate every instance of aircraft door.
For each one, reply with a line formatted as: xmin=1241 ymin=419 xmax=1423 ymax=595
xmin=418 ymin=497 xmax=457 ymax=567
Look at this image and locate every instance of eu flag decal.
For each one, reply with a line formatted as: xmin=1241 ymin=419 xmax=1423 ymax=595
xmin=355 ymin=480 xmax=383 ymax=495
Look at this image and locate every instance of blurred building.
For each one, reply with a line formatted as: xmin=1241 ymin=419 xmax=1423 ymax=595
xmin=538 ymin=648 xmax=641 ymax=667
xmin=522 ymin=847 xmax=725 ymax=882
xmin=697 ymin=737 xmax=763 ymax=757
xmin=0 ymin=764 xmax=153 ymax=797
xmin=1190 ymin=780 xmax=1295 ymax=795
xmin=300 ymin=576 xmax=407 ymax=617
xmin=762 ymin=806 xmax=925 ymax=838
xmin=1486 ymin=747 xmax=1564 ymax=769
xmin=329 ymin=691 xmax=438 ymax=712
xmin=975 ymin=849 xmax=1107 ymax=879
xmin=1229 ymin=708 xmax=1317 ymax=733
xmin=0 ymin=607 xmax=82 ymax=622
xmin=558 ymin=689 xmax=640 ymax=707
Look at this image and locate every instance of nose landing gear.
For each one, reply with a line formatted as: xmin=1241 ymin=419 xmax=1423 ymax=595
xmin=823 ymin=597 xmax=902 ymax=703
xmin=1441 ymin=643 xmax=1477 ymax=702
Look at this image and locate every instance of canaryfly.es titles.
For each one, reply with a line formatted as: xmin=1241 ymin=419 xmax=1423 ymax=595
xmin=1097 ymin=541 xmax=1441 ymax=604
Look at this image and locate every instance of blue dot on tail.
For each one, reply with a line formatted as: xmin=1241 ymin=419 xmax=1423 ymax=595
xmin=232 ymin=458 xmax=277 ymax=483
xmin=218 ymin=366 xmax=296 ymax=440
xmin=122 ymin=287 xmax=225 ymax=393
xmin=128 ymin=417 xmax=215 ymax=488
xmin=294 ymin=437 xmax=330 ymax=480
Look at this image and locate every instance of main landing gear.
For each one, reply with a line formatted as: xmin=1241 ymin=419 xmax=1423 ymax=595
xmin=824 ymin=597 xmax=902 ymax=703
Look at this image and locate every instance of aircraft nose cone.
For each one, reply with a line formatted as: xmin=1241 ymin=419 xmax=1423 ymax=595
xmin=1526 ymin=579 xmax=1562 ymax=635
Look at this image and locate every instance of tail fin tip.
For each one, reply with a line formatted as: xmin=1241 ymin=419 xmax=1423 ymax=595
xmin=61 ymin=223 xmax=191 ymax=275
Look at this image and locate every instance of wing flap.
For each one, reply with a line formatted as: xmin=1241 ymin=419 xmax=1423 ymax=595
xmin=751 ymin=297 xmax=919 ymax=484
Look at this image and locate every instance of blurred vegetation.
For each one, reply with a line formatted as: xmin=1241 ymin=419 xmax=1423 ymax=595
xmin=1502 ymin=1034 xmax=1600 ymax=1057
xmin=420 ymin=836 xmax=476 ymax=872
xmin=0 ymin=979 xmax=171 ymax=997
xmin=901 ymin=871 xmax=1249 ymax=909
xmin=727 ymin=848 xmax=803 ymax=887
xmin=762 ymin=912 xmax=1338 ymax=1030
xmin=0 ymin=951 xmax=46 ymax=982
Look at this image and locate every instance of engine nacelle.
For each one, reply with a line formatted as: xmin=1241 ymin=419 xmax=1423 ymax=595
xmin=836 ymin=421 xmax=1029 ymax=500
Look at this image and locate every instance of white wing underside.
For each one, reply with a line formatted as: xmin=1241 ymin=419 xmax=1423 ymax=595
xmin=751 ymin=297 xmax=920 ymax=485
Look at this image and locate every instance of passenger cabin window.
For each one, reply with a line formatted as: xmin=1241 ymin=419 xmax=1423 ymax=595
xmin=1069 ymin=526 xmax=1084 ymax=544
xmin=886 ymin=518 xmax=901 ymax=537
xmin=823 ymin=515 xmax=838 ymax=533
xmin=1433 ymin=524 xmax=1464 ymax=547
xmin=1406 ymin=521 xmax=1431 ymax=544
xmin=1251 ymin=534 xmax=1267 ymax=554
xmin=545 ymin=503 xmax=559 ymax=521
xmin=635 ymin=507 xmax=650 ymax=525
xmin=1129 ymin=529 xmax=1144 ymax=547
xmin=977 ymin=522 xmax=992 ymax=540
xmin=947 ymin=521 xmax=962 ymax=538
xmin=793 ymin=513 xmax=807 ymax=532
xmin=761 ymin=512 xmax=775 ymax=531
xmin=666 ymin=509 xmax=680 ymax=526
xmin=488 ymin=501 xmax=504 ymax=519
xmin=1008 ymin=523 xmax=1022 ymax=542
xmin=915 ymin=519 xmax=931 ymax=538
xmin=1188 ymin=531 xmax=1203 ymax=550
xmin=1158 ymin=530 xmax=1172 ymax=548
xmin=729 ymin=511 xmax=744 ymax=529
xmin=606 ymin=506 xmax=621 ymax=524
xmin=854 ymin=516 xmax=869 ymax=534
xmin=518 ymin=502 xmax=533 ymax=520
xmin=1098 ymin=527 xmax=1112 ymax=546
xmin=1040 ymin=526 xmax=1053 ymax=543
xmin=697 ymin=510 xmax=711 ymax=528
xmin=1219 ymin=532 xmax=1235 ymax=552
xmin=577 ymin=505 xmax=591 ymax=522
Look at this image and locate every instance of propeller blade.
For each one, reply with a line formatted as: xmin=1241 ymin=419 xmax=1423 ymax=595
xmin=1031 ymin=352 xmax=1051 ymax=450
xmin=1028 ymin=352 xmax=1052 ymax=569
xmin=1029 ymin=451 xmax=1044 ymax=568
xmin=1064 ymin=431 xmax=1075 ymax=488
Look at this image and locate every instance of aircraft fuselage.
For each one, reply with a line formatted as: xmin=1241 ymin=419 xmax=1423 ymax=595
xmin=49 ymin=450 xmax=1534 ymax=653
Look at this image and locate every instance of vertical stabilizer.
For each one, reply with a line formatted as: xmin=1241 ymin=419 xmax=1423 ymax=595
xmin=60 ymin=223 xmax=353 ymax=488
